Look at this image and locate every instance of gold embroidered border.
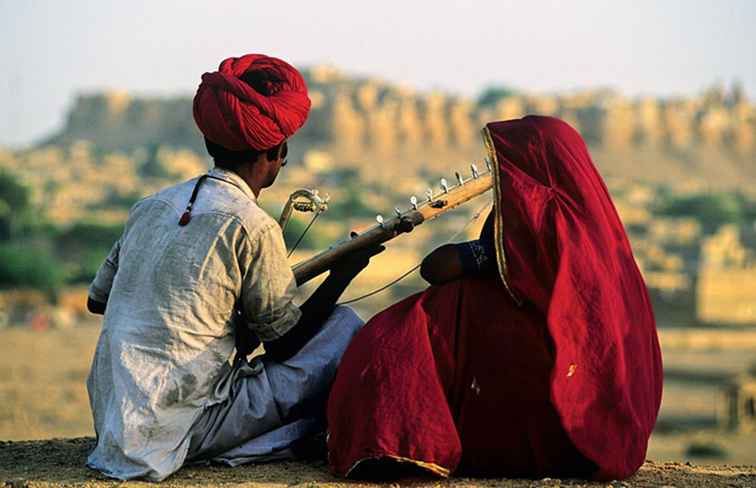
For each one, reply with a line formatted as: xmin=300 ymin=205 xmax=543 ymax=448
xmin=481 ymin=126 xmax=521 ymax=306
xmin=346 ymin=454 xmax=451 ymax=478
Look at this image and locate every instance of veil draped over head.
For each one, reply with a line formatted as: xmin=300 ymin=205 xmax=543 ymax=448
xmin=483 ymin=116 xmax=663 ymax=478
xmin=326 ymin=116 xmax=662 ymax=481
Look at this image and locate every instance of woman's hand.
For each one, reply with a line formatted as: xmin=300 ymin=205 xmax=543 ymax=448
xmin=420 ymin=244 xmax=464 ymax=285
xmin=330 ymin=244 xmax=386 ymax=282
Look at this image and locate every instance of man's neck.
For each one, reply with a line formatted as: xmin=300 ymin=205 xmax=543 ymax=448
xmin=224 ymin=163 xmax=263 ymax=198
xmin=237 ymin=169 xmax=262 ymax=198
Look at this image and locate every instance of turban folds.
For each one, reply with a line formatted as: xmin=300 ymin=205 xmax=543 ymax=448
xmin=193 ymin=54 xmax=311 ymax=151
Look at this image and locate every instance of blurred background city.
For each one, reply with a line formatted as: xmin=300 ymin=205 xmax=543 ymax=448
xmin=1 ymin=0 xmax=755 ymax=466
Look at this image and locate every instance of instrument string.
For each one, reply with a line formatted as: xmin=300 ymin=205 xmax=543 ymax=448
xmin=337 ymin=200 xmax=493 ymax=306
xmin=287 ymin=211 xmax=322 ymax=258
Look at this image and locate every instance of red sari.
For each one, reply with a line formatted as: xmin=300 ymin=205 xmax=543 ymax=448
xmin=326 ymin=116 xmax=663 ymax=480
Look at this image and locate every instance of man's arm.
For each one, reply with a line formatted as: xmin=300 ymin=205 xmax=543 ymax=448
xmin=238 ymin=217 xmax=383 ymax=360
xmin=263 ymin=245 xmax=383 ymax=362
xmin=87 ymin=238 xmax=121 ymax=315
xmin=87 ymin=297 xmax=107 ymax=315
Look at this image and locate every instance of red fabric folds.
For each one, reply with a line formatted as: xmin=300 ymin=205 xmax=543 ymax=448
xmin=327 ymin=116 xmax=663 ymax=481
xmin=193 ymin=54 xmax=310 ymax=151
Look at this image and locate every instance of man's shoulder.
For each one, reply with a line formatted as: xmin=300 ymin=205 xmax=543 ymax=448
xmin=193 ymin=178 xmax=279 ymax=240
xmin=131 ymin=179 xmax=197 ymax=213
xmin=233 ymin=201 xmax=280 ymax=241
xmin=124 ymin=176 xmax=279 ymax=240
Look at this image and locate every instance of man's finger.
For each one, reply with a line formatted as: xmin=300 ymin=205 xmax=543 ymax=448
xmin=364 ymin=245 xmax=386 ymax=258
xmin=397 ymin=217 xmax=414 ymax=233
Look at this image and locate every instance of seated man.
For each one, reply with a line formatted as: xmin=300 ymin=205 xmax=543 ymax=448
xmin=85 ymin=54 xmax=382 ymax=481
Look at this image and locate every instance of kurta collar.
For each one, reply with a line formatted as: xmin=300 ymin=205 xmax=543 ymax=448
xmin=208 ymin=167 xmax=257 ymax=202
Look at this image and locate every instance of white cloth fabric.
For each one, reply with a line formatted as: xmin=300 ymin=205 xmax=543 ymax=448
xmin=85 ymin=167 xmax=357 ymax=481
xmin=187 ymin=306 xmax=364 ymax=466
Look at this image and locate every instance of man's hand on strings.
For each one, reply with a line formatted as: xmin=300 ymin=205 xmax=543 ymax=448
xmin=396 ymin=216 xmax=415 ymax=234
xmin=330 ymin=245 xmax=386 ymax=282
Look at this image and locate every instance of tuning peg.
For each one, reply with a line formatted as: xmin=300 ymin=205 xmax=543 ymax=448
xmin=485 ymin=158 xmax=492 ymax=172
xmin=410 ymin=195 xmax=418 ymax=210
xmin=471 ymin=163 xmax=479 ymax=179
xmin=394 ymin=207 xmax=402 ymax=217
xmin=455 ymin=171 xmax=465 ymax=185
xmin=425 ymin=188 xmax=434 ymax=202
xmin=376 ymin=214 xmax=385 ymax=227
xmin=440 ymin=178 xmax=449 ymax=193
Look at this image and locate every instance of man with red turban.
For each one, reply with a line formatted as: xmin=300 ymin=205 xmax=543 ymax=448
xmin=85 ymin=54 xmax=382 ymax=481
xmin=193 ymin=54 xmax=312 ymax=153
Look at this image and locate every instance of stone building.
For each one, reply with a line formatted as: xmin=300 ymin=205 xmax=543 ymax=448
xmin=697 ymin=225 xmax=756 ymax=325
xmin=720 ymin=375 xmax=756 ymax=432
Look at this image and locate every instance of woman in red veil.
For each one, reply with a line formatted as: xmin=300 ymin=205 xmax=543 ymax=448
xmin=326 ymin=116 xmax=663 ymax=481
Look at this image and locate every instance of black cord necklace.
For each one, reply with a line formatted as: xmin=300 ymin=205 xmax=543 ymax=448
xmin=178 ymin=174 xmax=247 ymax=226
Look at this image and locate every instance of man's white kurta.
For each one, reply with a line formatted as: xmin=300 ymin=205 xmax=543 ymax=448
xmin=86 ymin=167 xmax=305 ymax=480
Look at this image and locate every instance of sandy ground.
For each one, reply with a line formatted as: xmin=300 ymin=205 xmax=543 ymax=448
xmin=0 ymin=437 xmax=754 ymax=488
xmin=1 ymin=327 xmax=755 ymax=486
xmin=4 ymin=327 xmax=755 ymax=463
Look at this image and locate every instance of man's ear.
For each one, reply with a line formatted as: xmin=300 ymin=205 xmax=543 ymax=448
xmin=250 ymin=151 xmax=270 ymax=167
xmin=265 ymin=144 xmax=280 ymax=163
xmin=265 ymin=141 xmax=287 ymax=163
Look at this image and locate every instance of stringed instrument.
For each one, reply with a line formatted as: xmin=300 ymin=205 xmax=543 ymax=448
xmin=281 ymin=161 xmax=494 ymax=286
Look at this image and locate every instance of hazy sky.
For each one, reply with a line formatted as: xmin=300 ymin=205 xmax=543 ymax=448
xmin=1 ymin=0 xmax=755 ymax=147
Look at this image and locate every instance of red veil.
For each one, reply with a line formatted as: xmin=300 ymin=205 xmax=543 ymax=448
xmin=327 ymin=116 xmax=663 ymax=480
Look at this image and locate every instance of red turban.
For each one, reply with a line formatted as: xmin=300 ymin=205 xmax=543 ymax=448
xmin=193 ymin=54 xmax=311 ymax=151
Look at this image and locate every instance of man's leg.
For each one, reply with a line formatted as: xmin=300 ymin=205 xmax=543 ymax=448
xmin=187 ymin=306 xmax=364 ymax=465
